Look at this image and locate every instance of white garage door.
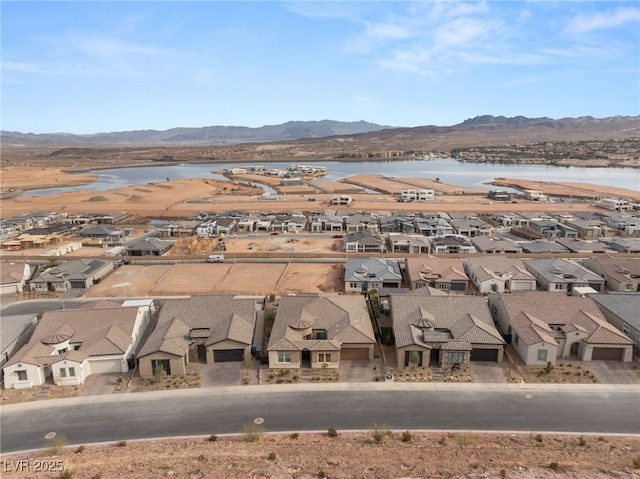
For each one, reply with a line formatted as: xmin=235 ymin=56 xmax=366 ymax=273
xmin=88 ymin=359 xmax=123 ymax=374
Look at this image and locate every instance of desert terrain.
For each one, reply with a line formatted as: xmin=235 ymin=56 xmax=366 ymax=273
xmin=1 ymin=431 xmax=639 ymax=479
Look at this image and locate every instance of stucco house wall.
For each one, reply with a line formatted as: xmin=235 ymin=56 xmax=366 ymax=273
xmin=138 ymin=351 xmax=187 ymax=377
xmin=268 ymin=350 xmax=302 ymax=369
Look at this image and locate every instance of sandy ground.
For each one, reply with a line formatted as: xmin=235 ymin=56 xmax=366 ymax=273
xmin=83 ymin=262 xmax=343 ymax=297
xmin=2 ymin=432 xmax=638 ymax=479
xmin=489 ymin=178 xmax=640 ymax=202
xmin=1 ymin=165 xmax=621 ymax=219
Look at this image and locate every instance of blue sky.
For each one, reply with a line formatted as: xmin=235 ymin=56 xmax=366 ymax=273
xmin=2 ymin=1 xmax=639 ymax=134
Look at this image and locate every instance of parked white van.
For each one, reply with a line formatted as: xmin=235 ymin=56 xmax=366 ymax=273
xmin=207 ymin=254 xmax=224 ymax=263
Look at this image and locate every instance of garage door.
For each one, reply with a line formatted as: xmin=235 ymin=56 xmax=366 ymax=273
xmin=89 ymin=359 xmax=122 ymax=374
xmin=591 ymin=347 xmax=624 ymax=361
xmin=470 ymin=349 xmax=499 ymax=362
xmin=213 ymin=349 xmax=244 ymax=362
xmin=341 ymin=348 xmax=370 ymax=360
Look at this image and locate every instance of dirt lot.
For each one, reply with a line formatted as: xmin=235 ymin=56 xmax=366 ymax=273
xmin=84 ymin=262 xmax=343 ymax=297
xmin=2 ymin=431 xmax=639 ymax=479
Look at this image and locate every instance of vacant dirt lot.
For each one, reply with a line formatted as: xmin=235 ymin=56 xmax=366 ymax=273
xmin=85 ymin=262 xmax=342 ymax=297
xmin=2 ymin=432 xmax=639 ymax=479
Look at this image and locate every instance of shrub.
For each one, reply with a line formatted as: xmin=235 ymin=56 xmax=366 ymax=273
xmin=327 ymin=428 xmax=338 ymax=437
xmin=454 ymin=433 xmax=474 ymax=448
xmin=317 ymin=469 xmax=327 ymax=479
xmin=90 ymin=474 xmax=103 ymax=479
xmin=402 ymin=431 xmax=412 ymax=443
xmin=535 ymin=433 xmax=543 ymax=443
xmin=242 ymin=423 xmax=265 ymax=442
xmin=438 ymin=435 xmax=447 ymax=445
xmin=544 ymin=362 xmax=554 ymax=374
xmin=549 ymin=461 xmax=559 ymax=470
xmin=56 ymin=472 xmax=74 ymax=479
xmin=369 ymin=423 xmax=392 ymax=444
xmin=290 ymin=432 xmax=299 ymax=440
xmin=208 ymin=434 xmax=218 ymax=442
xmin=578 ymin=436 xmax=587 ymax=447
xmin=267 ymin=452 xmax=277 ymax=461
xmin=633 ymin=458 xmax=640 ymax=468
xmin=500 ymin=469 xmax=507 ymax=478
xmin=75 ymin=445 xmax=86 ymax=454
xmin=47 ymin=434 xmax=67 ymax=455
xmin=115 ymin=440 xmax=127 ymax=447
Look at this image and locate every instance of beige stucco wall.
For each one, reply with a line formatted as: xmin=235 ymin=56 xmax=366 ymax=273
xmin=395 ymin=345 xmax=431 ymax=367
xmin=268 ymin=350 xmax=301 ymax=369
xmin=311 ymin=350 xmax=340 ymax=369
xmin=139 ymin=351 xmax=186 ymax=377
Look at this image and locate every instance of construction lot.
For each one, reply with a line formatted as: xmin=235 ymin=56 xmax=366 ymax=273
xmin=84 ymin=261 xmax=343 ymax=297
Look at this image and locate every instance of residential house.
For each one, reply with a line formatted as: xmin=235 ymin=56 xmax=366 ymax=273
xmin=345 ymin=214 xmax=380 ymax=233
xmin=471 ymin=236 xmax=523 ymax=254
xmin=414 ymin=217 xmax=453 ymax=237
xmin=344 ymin=258 xmax=403 ymax=292
xmin=267 ymin=294 xmax=375 ymax=369
xmin=309 ymin=211 xmax=343 ymax=232
xmin=462 ymin=256 xmax=536 ymax=294
xmin=386 ymin=234 xmax=431 ymax=254
xmin=405 ymin=257 xmax=469 ymax=292
xmin=563 ymin=219 xmax=610 ymax=239
xmin=590 ymin=293 xmax=640 ymax=355
xmin=1 ymin=263 xmax=32 ymax=294
xmin=530 ymin=220 xmax=578 ymax=239
xmin=604 ymin=214 xmax=640 ymax=236
xmin=126 ymin=238 xmax=174 ymax=256
xmin=331 ymin=195 xmax=353 ymax=206
xmin=603 ymin=238 xmax=640 ymax=254
xmin=391 ymin=295 xmax=505 ymax=368
xmin=523 ymin=258 xmax=606 ymax=293
xmin=449 ymin=217 xmax=492 ymax=237
xmin=401 ymin=189 xmax=435 ymax=202
xmin=523 ymin=190 xmax=548 ymax=201
xmin=491 ymin=213 xmax=529 ymax=228
xmin=429 ymin=235 xmax=475 ymax=254
xmin=1 ymin=313 xmax=38 ymax=372
xmin=520 ymin=240 xmax=571 ymax=254
xmin=380 ymin=214 xmax=416 ymax=234
xmin=3 ymin=300 xmax=152 ymax=388
xmin=489 ymin=292 xmax=634 ymax=364
xmin=156 ymin=221 xmax=200 ymax=238
xmin=29 ymin=259 xmax=115 ymax=292
xmin=581 ymin=256 xmax=640 ymax=292
xmin=556 ymin=238 xmax=609 ymax=254
xmin=137 ymin=295 xmax=258 ymax=377
xmin=344 ymin=230 xmax=385 ymax=253
xmin=78 ymin=225 xmax=123 ymax=241
xmin=597 ymin=198 xmax=632 ymax=211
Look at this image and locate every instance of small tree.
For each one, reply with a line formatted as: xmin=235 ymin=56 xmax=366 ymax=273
xmin=408 ymin=351 xmax=421 ymax=368
xmin=369 ymin=423 xmax=392 ymax=444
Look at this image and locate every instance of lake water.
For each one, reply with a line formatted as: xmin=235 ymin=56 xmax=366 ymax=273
xmin=22 ymin=158 xmax=639 ymax=197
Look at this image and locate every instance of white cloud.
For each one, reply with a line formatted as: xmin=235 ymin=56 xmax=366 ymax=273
xmin=566 ymin=7 xmax=640 ymax=33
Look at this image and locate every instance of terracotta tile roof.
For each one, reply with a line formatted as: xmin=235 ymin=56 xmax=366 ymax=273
xmin=138 ymin=295 xmax=256 ymax=359
xmin=392 ymin=296 xmax=505 ymax=349
xmin=498 ymin=292 xmax=632 ymax=347
xmin=5 ymin=304 xmax=141 ymax=368
xmin=267 ymin=294 xmax=375 ymax=352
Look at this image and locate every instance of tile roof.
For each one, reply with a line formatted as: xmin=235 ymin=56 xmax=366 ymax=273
xmin=523 ymin=258 xmax=605 ymax=284
xmin=590 ymin=293 xmax=640 ymax=330
xmin=464 ymin=256 xmax=534 ymax=283
xmin=267 ymin=294 xmax=375 ymax=352
xmin=497 ymin=292 xmax=633 ymax=347
xmin=391 ymin=296 xmax=505 ymax=349
xmin=32 ymin=259 xmax=113 ymax=283
xmin=405 ymin=257 xmax=468 ymax=284
xmin=1 ymin=263 xmax=29 ymax=285
xmin=138 ymin=295 xmax=256 ymax=358
xmin=5 ymin=303 xmax=142 ymax=368
xmin=345 ymin=258 xmax=402 ymax=283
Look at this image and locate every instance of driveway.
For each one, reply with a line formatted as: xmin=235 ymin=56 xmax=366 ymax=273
xmin=470 ymin=362 xmax=507 ymax=383
xmin=564 ymin=359 xmax=640 ymax=384
xmin=339 ymin=360 xmax=373 ymax=382
xmin=80 ymin=372 xmax=123 ymax=397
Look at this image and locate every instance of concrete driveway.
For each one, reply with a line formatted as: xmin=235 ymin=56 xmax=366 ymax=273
xmin=564 ymin=359 xmax=640 ymax=384
xmin=470 ymin=362 xmax=507 ymax=383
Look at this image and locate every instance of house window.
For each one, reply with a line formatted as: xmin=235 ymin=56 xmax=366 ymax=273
xmin=554 ymin=284 xmax=563 ymax=290
xmin=16 ymin=370 xmax=27 ymax=381
xmin=68 ymin=367 xmax=76 ymax=377
xmin=625 ymin=283 xmax=634 ymax=291
xmin=58 ymin=348 xmax=68 ymax=354
xmin=277 ymin=352 xmax=291 ymax=363
xmin=318 ymin=353 xmax=332 ymax=363
xmin=623 ymin=324 xmax=630 ymax=335
xmin=73 ymin=344 xmax=81 ymax=351
xmin=59 ymin=368 xmax=67 ymax=378
xmin=349 ymin=282 xmax=358 ymax=289
xmin=314 ymin=330 xmax=328 ymax=340
xmin=447 ymin=352 xmax=464 ymax=363
xmin=537 ymin=350 xmax=548 ymax=361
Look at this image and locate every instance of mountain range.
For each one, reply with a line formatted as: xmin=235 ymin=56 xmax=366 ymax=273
xmin=2 ymin=115 xmax=638 ymax=149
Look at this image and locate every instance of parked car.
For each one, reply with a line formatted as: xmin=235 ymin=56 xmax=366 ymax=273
xmin=207 ymin=254 xmax=225 ymax=263
xmin=332 ymin=234 xmax=343 ymax=238
xmin=308 ymin=198 xmax=316 ymax=202
xmin=270 ymin=232 xmax=280 ymax=235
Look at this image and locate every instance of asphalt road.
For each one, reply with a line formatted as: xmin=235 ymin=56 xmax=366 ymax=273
xmin=2 ymin=383 xmax=638 ymax=453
